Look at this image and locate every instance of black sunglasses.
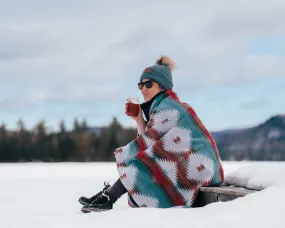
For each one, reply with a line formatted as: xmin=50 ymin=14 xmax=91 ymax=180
xmin=138 ymin=80 xmax=154 ymax=90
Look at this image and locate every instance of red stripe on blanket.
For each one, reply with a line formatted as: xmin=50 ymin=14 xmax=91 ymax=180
xmin=136 ymin=150 xmax=185 ymax=206
xmin=153 ymin=142 xmax=199 ymax=188
xmin=146 ymin=128 xmax=161 ymax=141
xmin=135 ymin=137 xmax=185 ymax=206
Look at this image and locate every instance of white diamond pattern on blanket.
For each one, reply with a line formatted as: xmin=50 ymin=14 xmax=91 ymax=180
xmin=152 ymin=109 xmax=179 ymax=133
xmin=144 ymin=146 xmax=154 ymax=158
xmin=141 ymin=134 xmax=156 ymax=148
xmin=118 ymin=165 xmax=138 ymax=190
xmin=187 ymin=153 xmax=214 ymax=183
xmin=178 ymin=188 xmax=195 ymax=206
xmin=115 ymin=144 xmax=130 ymax=163
xmin=162 ymin=127 xmax=192 ymax=153
xmin=132 ymin=193 xmax=159 ymax=207
xmin=156 ymin=159 xmax=178 ymax=186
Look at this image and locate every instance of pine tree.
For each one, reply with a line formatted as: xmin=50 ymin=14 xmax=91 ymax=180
xmin=0 ymin=123 xmax=7 ymax=141
xmin=73 ymin=118 xmax=81 ymax=132
xmin=81 ymin=118 xmax=88 ymax=131
xmin=59 ymin=120 xmax=66 ymax=134
xmin=16 ymin=119 xmax=30 ymax=161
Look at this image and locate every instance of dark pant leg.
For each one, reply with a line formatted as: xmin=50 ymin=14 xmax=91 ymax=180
xmin=107 ymin=178 xmax=128 ymax=200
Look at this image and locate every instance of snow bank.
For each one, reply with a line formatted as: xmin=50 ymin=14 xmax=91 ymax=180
xmin=224 ymin=162 xmax=285 ymax=190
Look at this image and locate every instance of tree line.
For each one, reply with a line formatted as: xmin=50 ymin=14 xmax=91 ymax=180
xmin=1 ymin=117 xmax=283 ymax=162
xmin=0 ymin=118 xmax=136 ymax=162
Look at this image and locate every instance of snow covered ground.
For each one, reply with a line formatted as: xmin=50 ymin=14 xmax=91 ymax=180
xmin=0 ymin=161 xmax=285 ymax=228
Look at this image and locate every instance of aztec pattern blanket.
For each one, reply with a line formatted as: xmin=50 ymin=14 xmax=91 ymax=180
xmin=114 ymin=90 xmax=224 ymax=208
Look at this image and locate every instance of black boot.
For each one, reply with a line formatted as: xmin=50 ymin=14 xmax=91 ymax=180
xmin=81 ymin=191 xmax=117 ymax=213
xmin=79 ymin=182 xmax=110 ymax=206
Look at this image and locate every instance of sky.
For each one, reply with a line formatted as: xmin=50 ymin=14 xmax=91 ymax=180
xmin=0 ymin=0 xmax=285 ymax=132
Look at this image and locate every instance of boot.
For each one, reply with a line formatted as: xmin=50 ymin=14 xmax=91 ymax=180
xmin=78 ymin=181 xmax=110 ymax=206
xmin=81 ymin=191 xmax=117 ymax=213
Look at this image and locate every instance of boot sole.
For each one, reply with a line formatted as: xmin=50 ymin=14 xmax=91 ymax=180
xmin=79 ymin=199 xmax=91 ymax=206
xmin=81 ymin=208 xmax=92 ymax=213
xmin=81 ymin=206 xmax=111 ymax=213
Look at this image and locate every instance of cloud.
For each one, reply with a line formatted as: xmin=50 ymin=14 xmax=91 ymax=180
xmin=0 ymin=84 xmax=121 ymax=112
xmin=208 ymin=1 xmax=285 ymax=38
xmin=240 ymin=99 xmax=268 ymax=110
xmin=0 ymin=0 xmax=285 ymax=127
xmin=244 ymin=54 xmax=285 ymax=77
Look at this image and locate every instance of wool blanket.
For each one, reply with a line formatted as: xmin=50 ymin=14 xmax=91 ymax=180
xmin=114 ymin=90 xmax=224 ymax=208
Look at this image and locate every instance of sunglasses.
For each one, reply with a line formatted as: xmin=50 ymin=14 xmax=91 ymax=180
xmin=138 ymin=80 xmax=154 ymax=90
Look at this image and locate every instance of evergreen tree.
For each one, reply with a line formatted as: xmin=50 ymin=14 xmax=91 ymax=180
xmin=81 ymin=118 xmax=88 ymax=131
xmin=73 ymin=118 xmax=81 ymax=132
xmin=59 ymin=120 xmax=66 ymax=134
xmin=0 ymin=123 xmax=7 ymax=141
xmin=32 ymin=120 xmax=49 ymax=161
xmin=0 ymin=124 xmax=7 ymax=161
xmin=16 ymin=119 xmax=31 ymax=161
xmin=58 ymin=120 xmax=76 ymax=161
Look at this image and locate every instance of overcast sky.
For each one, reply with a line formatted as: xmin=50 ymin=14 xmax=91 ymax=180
xmin=1 ymin=0 xmax=285 ymax=131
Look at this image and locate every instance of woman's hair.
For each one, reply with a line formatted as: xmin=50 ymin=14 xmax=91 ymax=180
xmin=158 ymin=83 xmax=164 ymax=90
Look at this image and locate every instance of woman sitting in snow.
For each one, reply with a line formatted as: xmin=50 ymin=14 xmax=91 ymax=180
xmin=79 ymin=56 xmax=224 ymax=212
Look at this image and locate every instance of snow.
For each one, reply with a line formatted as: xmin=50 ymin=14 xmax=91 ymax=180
xmin=0 ymin=161 xmax=285 ymax=228
xmin=224 ymin=162 xmax=285 ymax=190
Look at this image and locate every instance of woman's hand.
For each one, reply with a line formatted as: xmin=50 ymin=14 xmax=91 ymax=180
xmin=125 ymin=102 xmax=144 ymax=123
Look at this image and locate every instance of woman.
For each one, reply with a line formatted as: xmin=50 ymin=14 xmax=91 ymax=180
xmin=80 ymin=56 xmax=224 ymax=212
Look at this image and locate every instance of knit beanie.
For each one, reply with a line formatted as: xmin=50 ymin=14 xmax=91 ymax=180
xmin=140 ymin=56 xmax=175 ymax=90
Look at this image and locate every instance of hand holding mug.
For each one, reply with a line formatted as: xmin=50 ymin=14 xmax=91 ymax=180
xmin=125 ymin=97 xmax=143 ymax=122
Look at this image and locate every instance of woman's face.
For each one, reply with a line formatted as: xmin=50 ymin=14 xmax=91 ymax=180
xmin=139 ymin=79 xmax=164 ymax=102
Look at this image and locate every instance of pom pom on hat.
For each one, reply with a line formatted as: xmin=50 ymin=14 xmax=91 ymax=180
xmin=156 ymin=55 xmax=176 ymax=71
